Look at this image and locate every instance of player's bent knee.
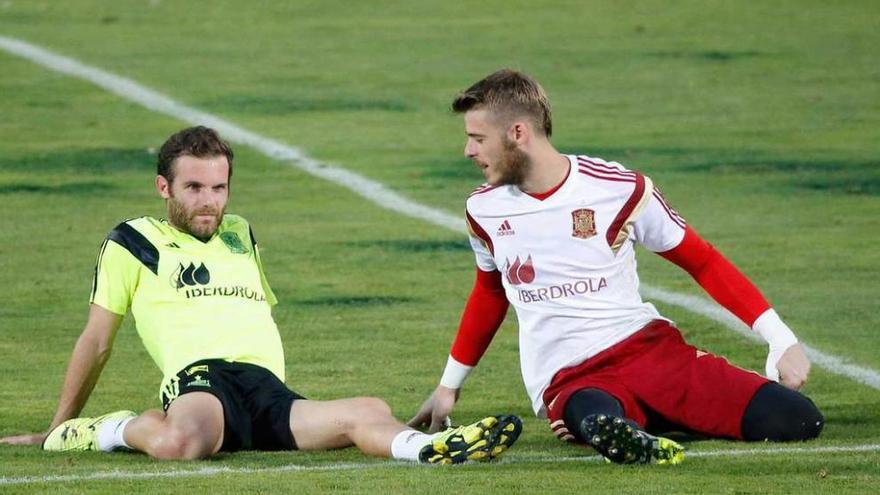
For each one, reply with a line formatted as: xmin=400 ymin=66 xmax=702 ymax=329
xmin=562 ymin=388 xmax=627 ymax=442
xmin=355 ymin=397 xmax=393 ymax=419
xmin=145 ymin=428 xmax=187 ymax=460
xmin=147 ymin=426 xmax=212 ymax=460
xmin=741 ymin=382 xmax=824 ymax=442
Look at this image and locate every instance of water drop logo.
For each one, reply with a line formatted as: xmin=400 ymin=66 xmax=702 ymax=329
xmin=171 ymin=262 xmax=211 ymax=289
xmin=504 ymin=255 xmax=536 ymax=285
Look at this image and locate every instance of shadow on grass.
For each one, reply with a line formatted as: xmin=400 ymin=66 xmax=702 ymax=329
xmin=419 ymin=156 xmax=481 ymax=179
xmin=0 ymin=181 xmax=115 ymax=195
xmin=0 ymin=148 xmax=154 ymax=173
xmin=644 ymin=50 xmax=767 ymax=62
xmin=291 ymin=296 xmax=416 ymax=307
xmin=346 ymin=239 xmax=470 ymax=253
xmin=200 ymin=95 xmax=412 ymax=115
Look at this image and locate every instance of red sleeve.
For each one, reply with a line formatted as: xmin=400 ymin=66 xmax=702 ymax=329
xmin=449 ymin=268 xmax=510 ymax=365
xmin=658 ymin=226 xmax=770 ymax=327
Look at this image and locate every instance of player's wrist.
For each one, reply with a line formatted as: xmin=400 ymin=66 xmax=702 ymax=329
xmin=753 ymin=309 xmax=798 ymax=350
xmin=439 ymin=355 xmax=473 ymax=389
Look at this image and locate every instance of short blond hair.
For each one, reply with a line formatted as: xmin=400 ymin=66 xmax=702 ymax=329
xmin=452 ymin=69 xmax=552 ymax=136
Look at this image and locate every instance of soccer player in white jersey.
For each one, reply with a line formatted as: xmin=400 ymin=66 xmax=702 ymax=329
xmin=0 ymin=126 xmax=521 ymax=464
xmin=409 ymin=70 xmax=823 ymax=464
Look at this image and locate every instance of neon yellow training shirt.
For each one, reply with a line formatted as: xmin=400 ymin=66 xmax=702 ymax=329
xmin=90 ymin=214 xmax=284 ymax=398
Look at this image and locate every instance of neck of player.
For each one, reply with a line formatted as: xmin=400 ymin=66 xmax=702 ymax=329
xmin=520 ymin=144 xmax=569 ymax=195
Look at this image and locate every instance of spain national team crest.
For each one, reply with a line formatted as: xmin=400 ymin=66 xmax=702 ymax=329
xmin=220 ymin=232 xmax=249 ymax=254
xmin=571 ymin=208 xmax=596 ymax=239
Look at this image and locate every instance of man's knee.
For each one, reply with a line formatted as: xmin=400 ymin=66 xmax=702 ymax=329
xmin=146 ymin=427 xmax=196 ymax=460
xmin=352 ymin=397 xmax=393 ymax=420
xmin=146 ymin=392 xmax=223 ymax=459
xmin=741 ymin=382 xmax=824 ymax=442
xmin=563 ymin=388 xmax=627 ymax=442
xmin=143 ymin=420 xmax=219 ymax=460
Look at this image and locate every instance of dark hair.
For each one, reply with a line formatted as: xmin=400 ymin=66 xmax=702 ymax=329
xmin=452 ymin=69 xmax=552 ymax=137
xmin=157 ymin=126 xmax=234 ymax=182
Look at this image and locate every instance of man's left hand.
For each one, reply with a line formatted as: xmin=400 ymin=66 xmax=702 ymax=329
xmin=0 ymin=432 xmax=47 ymax=446
xmin=773 ymin=343 xmax=811 ymax=391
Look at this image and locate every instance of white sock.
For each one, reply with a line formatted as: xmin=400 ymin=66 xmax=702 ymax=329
xmin=96 ymin=417 xmax=134 ymax=452
xmin=390 ymin=429 xmax=436 ymax=461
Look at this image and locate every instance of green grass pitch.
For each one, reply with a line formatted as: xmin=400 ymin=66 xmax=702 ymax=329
xmin=1 ymin=1 xmax=878 ymax=493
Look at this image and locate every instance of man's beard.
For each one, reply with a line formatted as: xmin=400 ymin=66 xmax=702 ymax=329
xmin=494 ymin=137 xmax=531 ymax=186
xmin=167 ymin=195 xmax=224 ymax=241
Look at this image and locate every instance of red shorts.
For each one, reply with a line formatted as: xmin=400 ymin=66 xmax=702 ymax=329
xmin=543 ymin=320 xmax=768 ymax=441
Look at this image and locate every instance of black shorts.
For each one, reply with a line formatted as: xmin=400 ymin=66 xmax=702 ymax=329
xmin=160 ymin=359 xmax=306 ymax=452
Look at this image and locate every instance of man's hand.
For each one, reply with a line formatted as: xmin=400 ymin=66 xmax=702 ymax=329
xmin=407 ymin=385 xmax=460 ymax=433
xmin=769 ymin=343 xmax=811 ymax=391
xmin=4 ymin=305 xmax=123 ymax=451
xmin=0 ymin=432 xmax=47 ymax=446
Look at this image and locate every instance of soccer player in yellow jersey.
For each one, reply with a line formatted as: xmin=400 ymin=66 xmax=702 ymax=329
xmin=0 ymin=126 xmax=521 ymax=463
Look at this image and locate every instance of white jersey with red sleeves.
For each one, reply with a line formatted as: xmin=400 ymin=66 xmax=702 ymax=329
xmin=465 ymin=155 xmax=687 ymax=416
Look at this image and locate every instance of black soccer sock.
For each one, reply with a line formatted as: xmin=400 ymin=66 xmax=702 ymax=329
xmin=563 ymin=388 xmax=635 ymax=442
xmin=741 ymin=382 xmax=824 ymax=441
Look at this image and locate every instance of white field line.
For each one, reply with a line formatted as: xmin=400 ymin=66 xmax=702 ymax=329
xmin=640 ymin=286 xmax=880 ymax=390
xmin=1 ymin=444 xmax=878 ymax=486
xmin=0 ymin=35 xmax=878 ymax=393
xmin=640 ymin=284 xmax=880 ymax=390
xmin=0 ymin=36 xmax=463 ymax=233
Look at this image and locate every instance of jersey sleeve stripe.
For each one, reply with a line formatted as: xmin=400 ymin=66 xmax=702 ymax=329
xmin=465 ymin=210 xmax=494 ymax=255
xmin=577 ymin=157 xmax=637 ymax=178
xmin=578 ymin=167 xmax=637 ymax=183
xmin=605 ymin=174 xmax=654 ymax=254
xmin=469 ymin=183 xmax=497 ymax=197
xmin=108 ymin=222 xmax=160 ymax=275
xmin=652 ymin=188 xmax=687 ymax=229
xmin=248 ymin=225 xmax=258 ymax=248
xmin=90 ymin=237 xmax=110 ymax=301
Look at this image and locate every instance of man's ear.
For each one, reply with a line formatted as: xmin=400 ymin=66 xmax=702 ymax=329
xmin=156 ymin=175 xmax=171 ymax=199
xmin=509 ymin=121 xmax=530 ymax=145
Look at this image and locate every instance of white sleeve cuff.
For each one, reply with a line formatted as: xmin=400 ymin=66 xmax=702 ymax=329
xmin=752 ymin=308 xmax=798 ymax=350
xmin=439 ymin=355 xmax=474 ymax=389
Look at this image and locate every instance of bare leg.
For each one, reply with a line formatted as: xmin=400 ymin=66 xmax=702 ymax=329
xmin=124 ymin=392 xmax=225 ymax=460
xmin=289 ymin=397 xmax=410 ymax=457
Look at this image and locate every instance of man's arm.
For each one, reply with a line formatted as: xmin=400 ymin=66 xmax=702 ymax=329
xmin=0 ymin=305 xmax=123 ymax=445
xmin=658 ymin=226 xmax=810 ymax=390
xmin=408 ymin=268 xmax=508 ymax=432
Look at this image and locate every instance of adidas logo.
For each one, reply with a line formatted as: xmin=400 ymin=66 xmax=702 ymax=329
xmin=497 ymin=219 xmax=515 ymax=237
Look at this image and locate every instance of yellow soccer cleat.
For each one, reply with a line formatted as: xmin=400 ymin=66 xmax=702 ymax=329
xmin=582 ymin=414 xmax=684 ymax=465
xmin=419 ymin=414 xmax=522 ymax=464
xmin=42 ymin=410 xmax=137 ymax=452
